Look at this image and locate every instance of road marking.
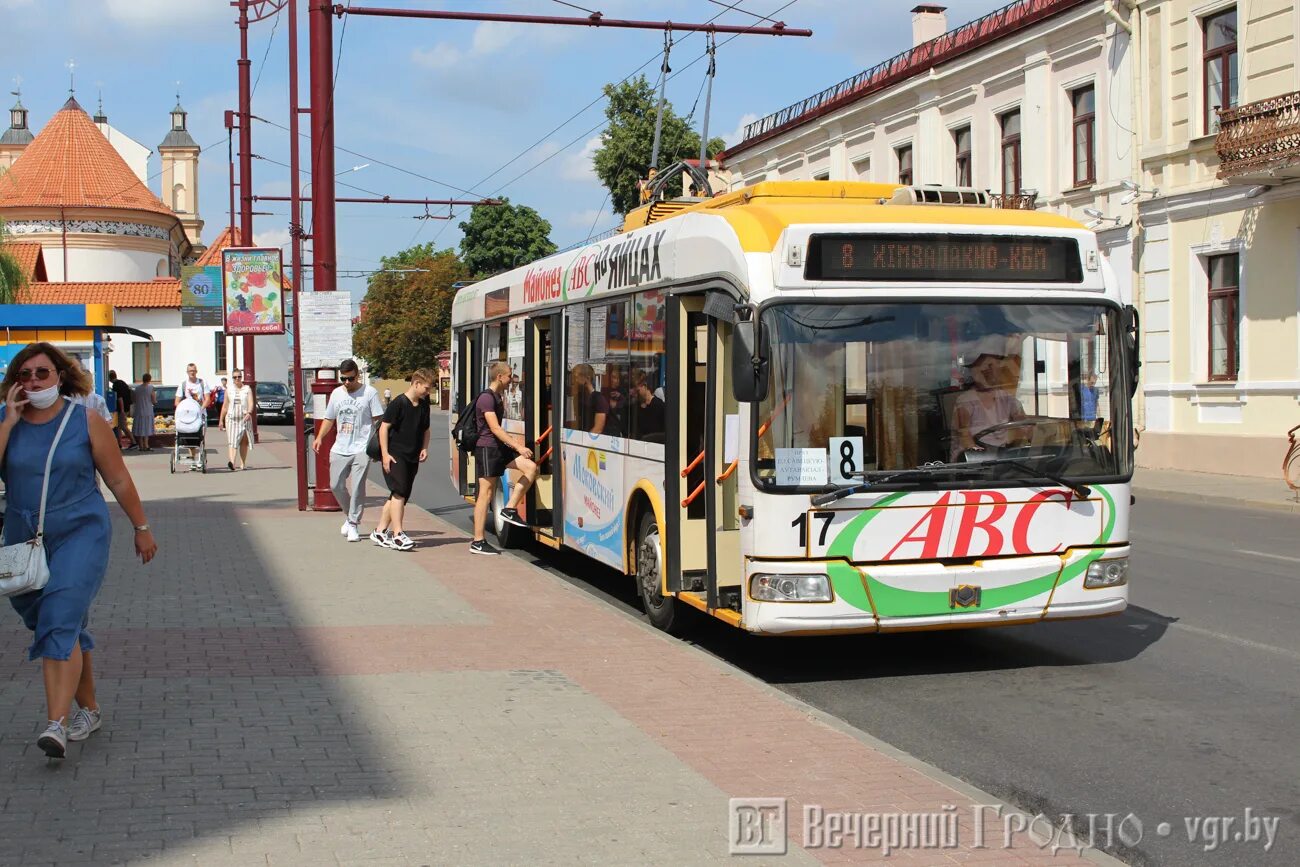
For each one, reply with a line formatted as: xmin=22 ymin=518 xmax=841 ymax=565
xmin=1235 ymin=549 xmax=1300 ymax=564
xmin=1127 ymin=610 xmax=1300 ymax=662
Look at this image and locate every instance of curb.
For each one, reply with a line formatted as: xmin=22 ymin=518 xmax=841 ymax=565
xmin=1134 ymin=486 xmax=1300 ymax=515
xmin=411 ymin=500 xmax=1127 ymax=866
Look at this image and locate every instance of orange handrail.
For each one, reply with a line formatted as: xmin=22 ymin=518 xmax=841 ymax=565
xmin=681 ymin=450 xmax=705 ymax=478
xmin=756 ymin=392 xmax=794 ymax=438
xmin=535 ymin=424 xmax=552 ymax=444
xmin=681 ymin=480 xmax=706 ymax=508
xmin=716 ymin=460 xmax=738 ymax=483
xmin=539 ymin=446 xmax=553 ymax=464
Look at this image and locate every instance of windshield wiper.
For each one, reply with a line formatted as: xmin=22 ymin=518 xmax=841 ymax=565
xmin=809 ymin=456 xmax=1092 ymax=507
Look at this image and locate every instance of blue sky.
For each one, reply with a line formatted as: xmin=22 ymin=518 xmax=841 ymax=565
xmin=2 ymin=0 xmax=1011 ymax=306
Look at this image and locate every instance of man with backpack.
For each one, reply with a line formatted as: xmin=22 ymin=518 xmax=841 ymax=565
xmin=457 ymin=361 xmax=539 ymax=556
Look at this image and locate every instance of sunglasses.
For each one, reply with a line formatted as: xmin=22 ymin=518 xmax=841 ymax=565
xmin=341 ymin=375 xmax=357 ymax=382
xmin=16 ymin=367 xmax=56 ymax=383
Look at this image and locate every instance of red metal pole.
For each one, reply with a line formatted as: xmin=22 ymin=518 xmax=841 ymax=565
xmin=335 ymin=6 xmax=812 ymax=36
xmin=289 ymin=0 xmax=309 ymax=511
xmin=254 ymin=195 xmax=492 ymax=205
xmin=309 ymin=0 xmax=336 ymax=295
xmin=237 ymin=0 xmax=259 ymax=441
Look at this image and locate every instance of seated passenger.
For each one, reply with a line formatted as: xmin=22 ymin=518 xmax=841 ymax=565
xmin=952 ymin=338 xmax=1027 ymax=459
xmin=570 ymin=363 xmax=608 ymax=435
xmin=631 ymin=371 xmax=665 ymax=440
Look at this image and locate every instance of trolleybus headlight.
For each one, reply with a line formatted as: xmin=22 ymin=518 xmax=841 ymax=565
xmin=750 ymin=573 xmax=832 ymax=602
xmin=1084 ymin=557 xmax=1129 ymax=588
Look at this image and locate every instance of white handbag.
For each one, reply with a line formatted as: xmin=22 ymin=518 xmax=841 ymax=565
xmin=0 ymin=401 xmax=74 ymax=598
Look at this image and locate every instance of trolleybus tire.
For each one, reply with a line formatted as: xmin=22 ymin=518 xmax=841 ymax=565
xmin=493 ymin=478 xmax=524 ymax=549
xmin=635 ymin=512 xmax=680 ymax=633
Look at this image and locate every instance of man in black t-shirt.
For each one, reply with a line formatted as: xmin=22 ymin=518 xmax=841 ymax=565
xmin=109 ymin=370 xmax=134 ymax=448
xmin=373 ymin=369 xmax=434 ymax=551
xmin=631 ymin=372 xmax=665 ymax=440
xmin=471 ymin=361 xmax=540 ymax=556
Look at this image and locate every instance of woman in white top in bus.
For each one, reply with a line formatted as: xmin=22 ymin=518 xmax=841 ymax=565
xmin=570 ymin=363 xmax=607 ymax=435
xmin=953 ymin=339 xmax=1027 ymax=459
xmin=220 ymin=369 xmax=254 ymax=471
xmin=175 ymin=363 xmax=210 ymax=463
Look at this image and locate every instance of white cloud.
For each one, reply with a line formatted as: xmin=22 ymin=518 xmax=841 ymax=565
xmin=561 ymin=137 xmax=602 ymax=183
xmin=105 ymin=0 xmax=228 ymax=28
xmin=411 ymin=44 xmax=462 ymax=72
xmin=255 ymin=228 xmax=291 ymax=249
xmin=721 ymin=113 xmax=759 ymax=150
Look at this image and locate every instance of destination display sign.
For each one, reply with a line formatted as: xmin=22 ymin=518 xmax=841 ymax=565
xmin=805 ymin=234 xmax=1083 ymax=283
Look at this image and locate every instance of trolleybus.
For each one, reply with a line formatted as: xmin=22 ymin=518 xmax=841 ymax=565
xmin=450 ymin=181 xmax=1138 ymax=635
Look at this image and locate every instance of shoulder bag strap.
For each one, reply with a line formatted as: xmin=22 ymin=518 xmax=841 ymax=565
xmin=36 ymin=399 xmax=76 ymax=541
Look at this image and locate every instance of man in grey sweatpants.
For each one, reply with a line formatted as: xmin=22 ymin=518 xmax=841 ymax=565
xmin=311 ymin=358 xmax=384 ymax=542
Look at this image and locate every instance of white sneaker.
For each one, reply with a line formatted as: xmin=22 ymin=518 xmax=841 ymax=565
xmin=67 ymin=707 xmax=102 ymax=742
xmin=37 ymin=719 xmax=67 ymax=758
xmin=340 ymin=520 xmax=350 ymax=536
xmin=392 ymin=533 xmax=414 ymax=551
xmin=369 ymin=529 xmax=388 ymax=547
xmin=345 ymin=523 xmax=360 ymax=543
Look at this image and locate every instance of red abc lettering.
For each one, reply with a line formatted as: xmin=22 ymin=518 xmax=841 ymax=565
xmin=1011 ymin=490 xmax=1075 ymax=554
xmin=951 ymin=491 xmax=1008 ymax=558
xmin=882 ymin=493 xmax=952 ymax=561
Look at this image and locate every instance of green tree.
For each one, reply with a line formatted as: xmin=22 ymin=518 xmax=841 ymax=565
xmin=458 ymin=198 xmax=556 ymax=278
xmin=353 ymin=243 xmax=468 ymax=378
xmin=0 ymin=219 xmax=29 ymax=304
xmin=592 ymin=75 xmax=726 ymax=216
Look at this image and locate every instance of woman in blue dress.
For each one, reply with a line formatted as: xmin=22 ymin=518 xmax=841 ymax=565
xmin=1 ymin=343 xmax=157 ymax=759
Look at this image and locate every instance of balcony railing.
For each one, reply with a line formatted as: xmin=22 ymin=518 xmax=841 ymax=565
xmin=1215 ymin=91 xmax=1300 ymax=181
xmin=989 ymin=192 xmax=1039 ymax=210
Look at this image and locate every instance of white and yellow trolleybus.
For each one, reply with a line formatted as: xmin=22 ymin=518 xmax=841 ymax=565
xmin=450 ymin=181 xmax=1138 ymax=635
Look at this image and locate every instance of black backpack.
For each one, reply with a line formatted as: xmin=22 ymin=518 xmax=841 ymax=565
xmin=451 ymin=389 xmax=493 ymax=454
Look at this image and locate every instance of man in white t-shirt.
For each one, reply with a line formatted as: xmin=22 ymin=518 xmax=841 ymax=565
xmin=175 ymin=362 xmax=211 ymax=465
xmin=311 ymin=358 xmax=384 ymax=542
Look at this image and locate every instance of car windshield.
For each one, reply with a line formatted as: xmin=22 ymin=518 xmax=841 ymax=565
xmin=154 ymin=386 xmax=177 ymax=404
xmin=256 ymin=383 xmax=289 ymax=397
xmin=754 ymin=301 xmax=1133 ymax=489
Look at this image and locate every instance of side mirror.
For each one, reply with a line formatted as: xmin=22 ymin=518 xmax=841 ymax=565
xmin=1122 ymin=304 xmax=1141 ymax=398
xmin=731 ymin=319 xmax=769 ymax=403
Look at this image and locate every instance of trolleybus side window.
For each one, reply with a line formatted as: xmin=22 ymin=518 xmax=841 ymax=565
xmin=627 ymin=289 xmax=667 ymax=443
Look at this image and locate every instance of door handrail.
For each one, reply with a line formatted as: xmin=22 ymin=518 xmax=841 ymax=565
xmin=716 ymin=460 xmax=738 ymax=483
xmin=681 ymin=479 xmax=706 ymax=508
xmin=536 ymin=424 xmax=552 ymax=444
xmin=681 ymin=450 xmax=705 ymax=478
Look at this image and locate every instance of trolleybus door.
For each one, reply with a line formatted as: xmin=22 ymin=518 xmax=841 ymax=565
xmin=455 ymin=327 xmax=482 ymax=500
xmin=665 ymin=293 xmax=744 ymax=608
xmin=525 ymin=313 xmax=563 ymax=540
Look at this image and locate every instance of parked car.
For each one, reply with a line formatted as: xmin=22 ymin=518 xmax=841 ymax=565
xmin=152 ymin=385 xmax=178 ymax=417
xmin=256 ymin=381 xmax=294 ymax=423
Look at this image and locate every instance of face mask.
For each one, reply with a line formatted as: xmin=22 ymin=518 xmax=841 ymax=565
xmin=25 ymin=383 xmax=61 ymax=409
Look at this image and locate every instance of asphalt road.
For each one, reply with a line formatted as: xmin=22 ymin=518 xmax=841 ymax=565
xmin=385 ymin=413 xmax=1299 ymax=866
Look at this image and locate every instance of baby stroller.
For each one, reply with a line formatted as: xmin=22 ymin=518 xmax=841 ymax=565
xmin=170 ymin=397 xmax=207 ymax=474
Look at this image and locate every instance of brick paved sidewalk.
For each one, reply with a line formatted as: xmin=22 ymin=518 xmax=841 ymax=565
xmin=1 ymin=432 xmax=1123 ymax=866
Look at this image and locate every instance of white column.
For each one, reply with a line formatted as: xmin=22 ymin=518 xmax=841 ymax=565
xmin=1020 ymin=50 xmax=1053 ymax=197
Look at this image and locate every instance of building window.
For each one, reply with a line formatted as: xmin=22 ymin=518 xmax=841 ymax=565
xmin=215 ymin=331 xmax=228 ymax=374
xmin=1203 ymin=7 xmax=1238 ymax=134
xmin=1207 ymin=253 xmax=1240 ymax=381
xmin=897 ymin=144 xmax=913 ymax=185
xmin=1071 ymin=86 xmax=1096 ymax=186
xmin=1000 ymin=110 xmax=1021 ymax=196
xmin=133 ymin=341 xmax=162 ymax=384
xmin=953 ymin=126 xmax=972 ymax=186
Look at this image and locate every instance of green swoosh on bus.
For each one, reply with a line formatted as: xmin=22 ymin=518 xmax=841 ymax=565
xmin=825 ymin=486 xmax=1118 ymax=617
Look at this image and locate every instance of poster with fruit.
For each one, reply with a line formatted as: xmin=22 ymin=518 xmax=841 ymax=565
xmin=222 ymin=247 xmax=286 ymax=335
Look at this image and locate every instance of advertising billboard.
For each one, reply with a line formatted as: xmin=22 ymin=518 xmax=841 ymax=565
xmin=222 ymin=247 xmax=286 ymax=335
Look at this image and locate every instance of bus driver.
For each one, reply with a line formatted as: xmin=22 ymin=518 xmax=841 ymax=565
xmin=952 ymin=337 xmax=1027 ymax=459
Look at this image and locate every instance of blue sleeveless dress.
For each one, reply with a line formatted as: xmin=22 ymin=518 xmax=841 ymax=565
xmin=1 ymin=400 xmax=113 ymax=661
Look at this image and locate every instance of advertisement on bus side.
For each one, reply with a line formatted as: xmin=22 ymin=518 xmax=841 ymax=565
xmin=562 ymin=435 xmax=625 ymax=570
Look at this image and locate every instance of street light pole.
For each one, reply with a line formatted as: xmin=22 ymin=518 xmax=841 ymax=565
xmin=309 ymin=0 xmax=337 ymax=295
xmin=237 ymin=0 xmax=259 ymax=407
xmin=289 ymin=0 xmax=308 ymax=510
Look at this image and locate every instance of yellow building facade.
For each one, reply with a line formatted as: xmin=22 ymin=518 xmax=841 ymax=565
xmin=1136 ymin=0 xmax=1300 ymax=476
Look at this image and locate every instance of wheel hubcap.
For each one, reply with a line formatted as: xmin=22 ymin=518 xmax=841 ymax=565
xmin=638 ymin=531 xmax=663 ymax=608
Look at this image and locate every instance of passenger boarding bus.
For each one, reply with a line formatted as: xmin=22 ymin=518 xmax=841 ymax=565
xmin=449 ymin=181 xmax=1138 ymax=635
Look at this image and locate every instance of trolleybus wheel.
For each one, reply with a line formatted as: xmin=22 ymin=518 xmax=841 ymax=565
xmin=635 ymin=512 xmax=680 ymax=633
xmin=493 ymin=477 xmax=524 ymax=549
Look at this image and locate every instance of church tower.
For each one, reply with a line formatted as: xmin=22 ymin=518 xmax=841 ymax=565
xmin=0 ymin=92 xmax=35 ymax=173
xmin=158 ymin=96 xmax=203 ymax=247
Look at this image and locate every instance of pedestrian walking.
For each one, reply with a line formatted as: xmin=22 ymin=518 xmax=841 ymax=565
xmin=383 ymin=387 xmax=392 ymax=407
xmin=470 ymin=361 xmax=540 ymax=556
xmin=175 ymin=363 xmax=210 ymax=465
xmin=212 ymin=377 xmax=228 ymax=425
xmin=109 ymin=370 xmax=134 ymax=449
xmin=220 ymin=369 xmax=254 ymax=471
xmin=0 ymin=342 xmax=157 ymax=759
xmin=312 ymin=359 xmax=383 ymax=542
xmin=67 ymin=360 xmax=113 ymax=424
xmin=131 ymin=374 xmax=155 ymax=451
xmin=372 ymin=369 xmax=434 ymax=551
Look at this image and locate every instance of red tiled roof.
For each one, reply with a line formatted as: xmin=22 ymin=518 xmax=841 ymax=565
xmin=25 ymin=279 xmax=182 ymax=308
xmin=1 ymin=241 xmax=46 ymax=281
xmin=0 ymin=97 xmax=177 ymax=219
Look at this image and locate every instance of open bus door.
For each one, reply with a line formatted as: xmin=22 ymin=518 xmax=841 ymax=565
xmin=663 ymin=291 xmax=744 ymax=625
xmin=525 ymin=313 xmax=563 ymax=543
xmin=455 ymin=327 xmax=481 ymax=500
